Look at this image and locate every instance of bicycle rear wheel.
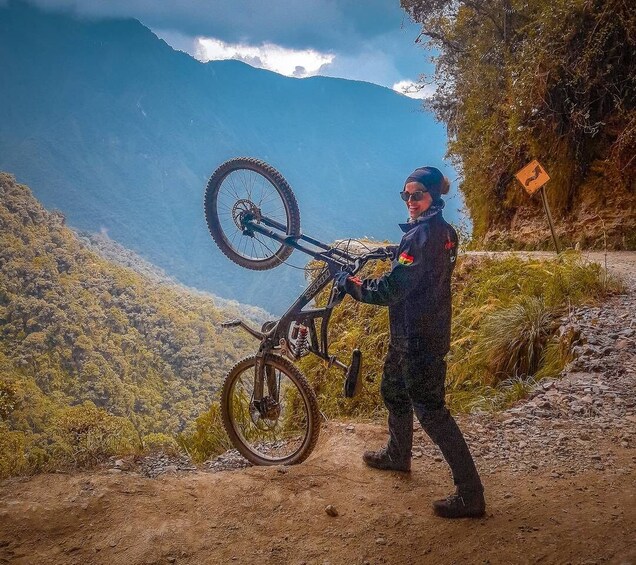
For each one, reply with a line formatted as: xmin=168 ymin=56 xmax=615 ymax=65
xmin=204 ymin=158 xmax=301 ymax=270
xmin=221 ymin=354 xmax=320 ymax=465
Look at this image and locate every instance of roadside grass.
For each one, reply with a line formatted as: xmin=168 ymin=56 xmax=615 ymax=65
xmin=177 ymin=402 xmax=233 ymax=463
xmin=0 ymin=252 xmax=623 ymax=477
xmin=300 ymin=251 xmax=623 ymax=419
xmin=0 ymin=400 xmax=140 ymax=477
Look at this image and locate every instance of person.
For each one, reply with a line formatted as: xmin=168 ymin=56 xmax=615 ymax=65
xmin=334 ymin=166 xmax=485 ymax=519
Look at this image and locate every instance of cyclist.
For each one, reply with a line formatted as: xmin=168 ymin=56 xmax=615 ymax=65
xmin=334 ymin=166 xmax=485 ymax=519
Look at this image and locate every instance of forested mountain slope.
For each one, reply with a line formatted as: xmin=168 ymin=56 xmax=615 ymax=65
xmin=0 ymin=173 xmax=255 ymax=473
xmin=402 ymin=0 xmax=635 ymax=249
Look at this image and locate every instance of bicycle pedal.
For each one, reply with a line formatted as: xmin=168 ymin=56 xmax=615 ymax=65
xmin=344 ymin=349 xmax=362 ymax=398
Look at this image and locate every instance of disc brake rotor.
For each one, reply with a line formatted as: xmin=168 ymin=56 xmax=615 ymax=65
xmin=232 ymin=199 xmax=261 ymax=231
xmin=249 ymin=397 xmax=282 ymax=428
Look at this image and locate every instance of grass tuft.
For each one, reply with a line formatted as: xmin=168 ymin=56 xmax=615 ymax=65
xmin=477 ymin=296 xmax=554 ymax=383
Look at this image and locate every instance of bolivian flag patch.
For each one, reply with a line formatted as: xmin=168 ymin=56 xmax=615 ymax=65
xmin=398 ymin=252 xmax=414 ymax=266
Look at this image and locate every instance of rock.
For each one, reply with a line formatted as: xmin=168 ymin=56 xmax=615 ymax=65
xmin=204 ymin=450 xmax=251 ymax=473
xmin=375 ymin=538 xmax=387 ymax=545
xmin=325 ymin=505 xmax=339 ymax=517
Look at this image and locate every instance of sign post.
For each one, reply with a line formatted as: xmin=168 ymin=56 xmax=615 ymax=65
xmin=515 ymin=160 xmax=561 ymax=254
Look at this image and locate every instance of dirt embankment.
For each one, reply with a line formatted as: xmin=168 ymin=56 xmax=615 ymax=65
xmin=1 ymin=253 xmax=635 ymax=565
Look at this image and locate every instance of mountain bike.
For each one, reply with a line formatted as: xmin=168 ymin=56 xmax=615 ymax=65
xmin=204 ymin=157 xmax=392 ymax=466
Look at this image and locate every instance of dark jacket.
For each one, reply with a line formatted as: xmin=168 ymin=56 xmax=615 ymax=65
xmin=343 ymin=211 xmax=458 ymax=355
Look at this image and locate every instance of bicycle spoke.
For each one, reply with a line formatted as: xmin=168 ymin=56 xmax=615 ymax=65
xmin=205 ymin=158 xmax=300 ymax=270
xmin=226 ymin=359 xmax=311 ymax=462
xmin=212 ymin=169 xmax=293 ymax=262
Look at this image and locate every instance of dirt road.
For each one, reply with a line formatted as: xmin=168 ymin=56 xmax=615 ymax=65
xmin=0 ymin=420 xmax=634 ymax=565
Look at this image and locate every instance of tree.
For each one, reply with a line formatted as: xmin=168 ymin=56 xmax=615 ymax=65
xmin=402 ymin=0 xmax=636 ymax=246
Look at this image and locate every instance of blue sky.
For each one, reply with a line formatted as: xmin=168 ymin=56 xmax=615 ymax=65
xmin=17 ymin=0 xmax=436 ymax=97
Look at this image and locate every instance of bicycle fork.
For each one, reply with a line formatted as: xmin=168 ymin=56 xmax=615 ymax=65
xmin=251 ymin=353 xmax=281 ymax=421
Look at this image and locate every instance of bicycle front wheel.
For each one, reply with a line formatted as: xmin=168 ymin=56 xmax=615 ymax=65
xmin=220 ymin=354 xmax=320 ymax=465
xmin=204 ymin=158 xmax=301 ymax=270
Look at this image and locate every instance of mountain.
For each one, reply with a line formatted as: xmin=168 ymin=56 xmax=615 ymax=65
xmin=0 ymin=1 xmax=459 ymax=312
xmin=0 ymin=172 xmax=255 ymax=444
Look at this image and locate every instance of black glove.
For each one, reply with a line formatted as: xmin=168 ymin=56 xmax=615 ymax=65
xmin=333 ymin=270 xmax=351 ymax=294
xmin=334 ymin=270 xmax=364 ymax=298
xmin=384 ymin=245 xmax=398 ymax=260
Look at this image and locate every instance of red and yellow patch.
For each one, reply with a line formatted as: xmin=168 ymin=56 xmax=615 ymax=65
xmin=398 ymin=252 xmax=414 ymax=266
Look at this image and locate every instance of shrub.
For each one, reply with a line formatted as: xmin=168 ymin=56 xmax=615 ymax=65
xmin=51 ymin=401 xmax=139 ymax=468
xmin=477 ymin=296 xmax=554 ymax=383
xmin=177 ymin=402 xmax=233 ymax=463
xmin=0 ymin=379 xmax=18 ymax=420
xmin=142 ymin=432 xmax=182 ymax=456
xmin=0 ymin=425 xmax=28 ymax=478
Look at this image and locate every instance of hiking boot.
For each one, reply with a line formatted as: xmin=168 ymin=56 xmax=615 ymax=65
xmin=432 ymin=490 xmax=486 ymax=518
xmin=362 ymin=412 xmax=413 ymax=472
xmin=362 ymin=446 xmax=411 ymax=472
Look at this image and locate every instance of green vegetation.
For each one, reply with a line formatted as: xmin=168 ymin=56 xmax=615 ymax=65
xmin=177 ymin=402 xmax=233 ymax=463
xmin=0 ymin=174 xmax=252 ymax=476
xmin=401 ymin=0 xmax=636 ymax=248
xmin=298 ymin=251 xmax=622 ymax=419
xmin=0 ymin=174 xmax=622 ymax=477
xmin=445 ymin=252 xmax=622 ymax=411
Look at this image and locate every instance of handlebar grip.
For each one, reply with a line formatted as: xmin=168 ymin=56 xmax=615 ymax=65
xmin=220 ymin=319 xmax=242 ymax=328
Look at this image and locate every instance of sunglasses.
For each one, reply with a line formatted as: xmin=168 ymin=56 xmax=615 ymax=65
xmin=400 ymin=190 xmax=427 ymax=202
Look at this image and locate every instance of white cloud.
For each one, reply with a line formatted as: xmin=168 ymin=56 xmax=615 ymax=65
xmin=195 ymin=37 xmax=334 ymax=78
xmin=392 ymin=80 xmax=436 ymax=99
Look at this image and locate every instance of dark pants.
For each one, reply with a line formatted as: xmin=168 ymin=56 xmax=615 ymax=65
xmin=381 ymin=344 xmax=447 ymax=416
xmin=381 ymin=343 xmax=483 ymax=494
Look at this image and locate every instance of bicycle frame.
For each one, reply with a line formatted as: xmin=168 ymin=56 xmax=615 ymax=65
xmin=222 ymin=212 xmax=391 ymax=395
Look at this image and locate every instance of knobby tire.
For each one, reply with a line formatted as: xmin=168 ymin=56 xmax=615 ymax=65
xmin=204 ymin=157 xmax=301 ymax=270
xmin=220 ymin=354 xmax=321 ymax=466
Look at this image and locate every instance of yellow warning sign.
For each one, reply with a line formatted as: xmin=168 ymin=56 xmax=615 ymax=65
xmin=515 ymin=160 xmax=550 ymax=195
